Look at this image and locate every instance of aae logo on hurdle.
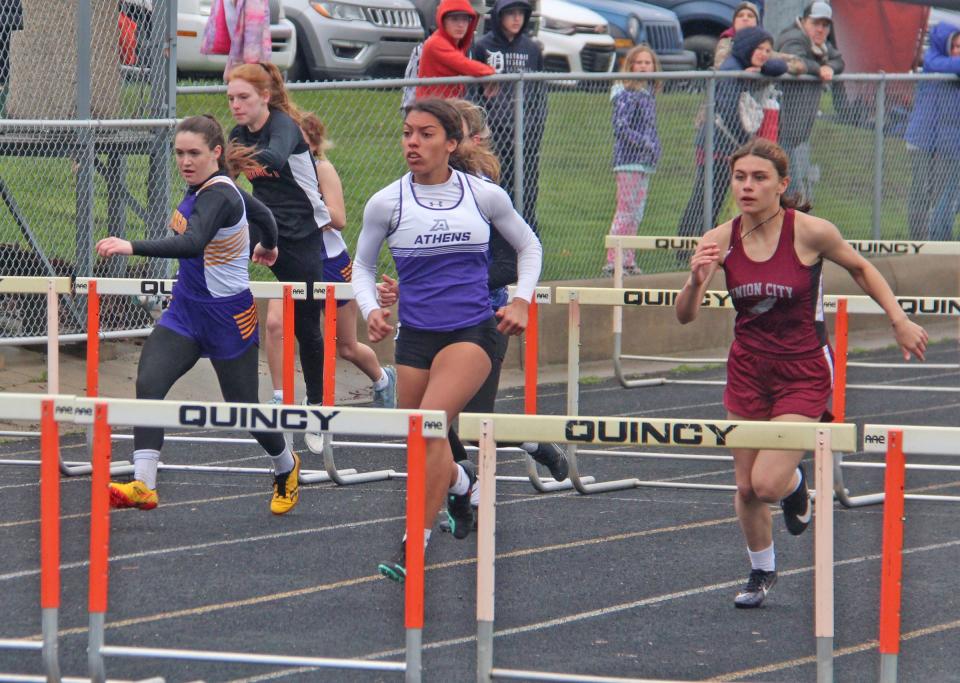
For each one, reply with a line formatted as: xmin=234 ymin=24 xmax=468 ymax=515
xmin=564 ymin=418 xmax=737 ymax=446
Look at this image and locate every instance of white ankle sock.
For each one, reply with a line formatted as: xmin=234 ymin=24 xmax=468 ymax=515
xmin=747 ymin=544 xmax=775 ymax=572
xmin=132 ymin=449 xmax=160 ymax=490
xmin=372 ymin=368 xmax=389 ymax=390
xmin=272 ymin=389 xmax=283 ymax=401
xmin=269 ymin=446 xmax=295 ymax=474
xmin=449 ymin=462 xmax=471 ymax=495
xmin=787 ymin=467 xmax=803 ymax=496
xmin=402 ymin=530 xmax=431 ymax=550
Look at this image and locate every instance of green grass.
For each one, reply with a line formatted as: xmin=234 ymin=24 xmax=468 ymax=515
xmin=2 ymin=82 xmax=919 ymax=282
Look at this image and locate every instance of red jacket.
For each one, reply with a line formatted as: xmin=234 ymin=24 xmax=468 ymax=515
xmin=416 ymin=0 xmax=494 ymax=99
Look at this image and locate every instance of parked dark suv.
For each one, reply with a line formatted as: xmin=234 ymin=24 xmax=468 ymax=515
xmin=565 ymin=0 xmax=696 ymax=71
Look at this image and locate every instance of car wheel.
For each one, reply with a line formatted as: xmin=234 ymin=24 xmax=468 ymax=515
xmin=684 ymin=34 xmax=719 ymax=71
xmin=287 ymin=44 xmax=310 ymax=82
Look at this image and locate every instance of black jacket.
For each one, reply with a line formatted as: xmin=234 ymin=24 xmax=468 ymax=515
xmin=472 ymin=0 xmax=546 ymax=131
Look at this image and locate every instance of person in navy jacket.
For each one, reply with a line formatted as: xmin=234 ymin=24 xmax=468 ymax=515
xmin=905 ymin=21 xmax=960 ymax=240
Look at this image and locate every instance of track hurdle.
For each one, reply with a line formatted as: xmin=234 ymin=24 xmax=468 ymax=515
xmin=0 ymin=393 xmax=76 ymax=682
xmin=824 ymin=295 xmax=960 ymax=507
xmin=558 ymin=285 xmax=959 ymax=496
xmin=603 ymin=236 xmax=960 ymax=389
xmin=461 ymin=413 xmax=855 ymax=683
xmin=860 ymin=425 xmax=960 ymax=682
xmin=0 ymin=277 xmax=123 ymax=478
xmin=77 ymin=396 xmax=445 ymax=683
xmin=76 ymin=277 xmax=356 ymax=484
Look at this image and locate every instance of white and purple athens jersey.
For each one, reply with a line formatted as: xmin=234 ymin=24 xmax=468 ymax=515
xmin=354 ymin=170 xmax=543 ymax=332
xmin=170 ymin=175 xmax=249 ymax=300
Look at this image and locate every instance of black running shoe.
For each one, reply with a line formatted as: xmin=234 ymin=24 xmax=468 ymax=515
xmin=734 ymin=569 xmax=778 ymax=609
xmin=377 ymin=543 xmax=406 ymax=583
xmin=530 ymin=442 xmax=569 ymax=482
xmin=446 ymin=460 xmax=477 ymax=540
xmin=780 ymin=463 xmax=812 ymax=536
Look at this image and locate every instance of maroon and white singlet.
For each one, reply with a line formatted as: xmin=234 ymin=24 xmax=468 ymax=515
xmin=721 ymin=208 xmax=834 ymax=420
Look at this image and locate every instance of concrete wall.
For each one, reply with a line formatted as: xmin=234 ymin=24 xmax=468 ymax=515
xmin=349 ymin=254 xmax=959 ymax=371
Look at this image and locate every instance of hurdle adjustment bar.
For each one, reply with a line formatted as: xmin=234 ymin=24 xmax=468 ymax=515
xmin=567 ymin=292 xmax=640 ymax=494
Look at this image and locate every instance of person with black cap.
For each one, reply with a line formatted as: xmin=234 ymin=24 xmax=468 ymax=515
xmin=473 ymin=0 xmax=547 ymax=235
xmin=677 ymin=26 xmax=788 ymax=238
xmin=775 ymin=1 xmax=845 ymax=204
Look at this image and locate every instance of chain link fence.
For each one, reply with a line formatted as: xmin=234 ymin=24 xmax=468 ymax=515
xmin=179 ymin=70 xmax=959 ymax=286
xmin=0 ymin=61 xmax=954 ymax=340
xmin=0 ymin=0 xmax=175 ymax=342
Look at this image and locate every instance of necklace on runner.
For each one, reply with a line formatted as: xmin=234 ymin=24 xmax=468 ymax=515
xmin=740 ymin=207 xmax=782 ymax=241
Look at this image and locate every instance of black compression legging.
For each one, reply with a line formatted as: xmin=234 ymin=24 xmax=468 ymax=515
xmin=133 ymin=325 xmax=286 ymax=456
xmin=448 ymin=330 xmax=510 ymax=461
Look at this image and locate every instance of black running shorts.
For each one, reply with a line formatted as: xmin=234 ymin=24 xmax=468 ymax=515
xmin=395 ymin=316 xmax=500 ymax=370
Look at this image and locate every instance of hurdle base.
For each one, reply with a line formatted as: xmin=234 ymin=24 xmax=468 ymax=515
xmin=879 ymin=653 xmax=898 ymax=683
xmin=477 ymin=620 xmax=493 ymax=683
xmin=816 ymin=636 xmax=833 ymax=683
xmin=42 ymin=607 xmax=60 ymax=683
xmin=405 ymin=628 xmax=422 ymax=683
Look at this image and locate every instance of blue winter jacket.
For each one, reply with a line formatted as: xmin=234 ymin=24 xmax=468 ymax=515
xmin=905 ymin=22 xmax=960 ymax=158
xmin=611 ymin=85 xmax=660 ymax=169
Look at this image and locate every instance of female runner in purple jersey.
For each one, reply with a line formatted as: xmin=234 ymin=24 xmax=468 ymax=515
xmin=352 ymin=98 xmax=543 ymax=582
xmin=676 ymin=138 xmax=927 ymax=608
xmin=95 ymin=116 xmax=302 ymax=516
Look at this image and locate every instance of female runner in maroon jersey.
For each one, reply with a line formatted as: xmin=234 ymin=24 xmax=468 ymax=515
xmin=676 ymin=138 xmax=927 ymax=609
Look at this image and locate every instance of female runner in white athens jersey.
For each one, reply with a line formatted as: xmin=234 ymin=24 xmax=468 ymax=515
xmin=352 ymin=98 xmax=543 ymax=583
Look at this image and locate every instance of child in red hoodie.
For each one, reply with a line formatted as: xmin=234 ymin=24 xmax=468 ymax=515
xmin=416 ymin=0 xmax=494 ymax=99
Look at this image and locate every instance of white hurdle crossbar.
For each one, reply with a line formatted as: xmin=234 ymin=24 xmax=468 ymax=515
xmin=72 ymin=395 xmax=445 ymax=683
xmin=861 ymin=425 xmax=960 ymax=682
xmin=461 ymin=413 xmax=854 ymax=683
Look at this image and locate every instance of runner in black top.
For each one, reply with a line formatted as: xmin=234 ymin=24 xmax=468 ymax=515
xmin=227 ymin=62 xmax=329 ymax=407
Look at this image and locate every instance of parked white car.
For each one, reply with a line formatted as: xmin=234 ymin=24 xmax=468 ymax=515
xmin=176 ymin=0 xmax=297 ymax=74
xmin=538 ymin=0 xmax=615 ymax=76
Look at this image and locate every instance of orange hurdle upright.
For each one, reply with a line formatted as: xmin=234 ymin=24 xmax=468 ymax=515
xmin=878 ymin=430 xmax=906 ymax=683
xmin=524 ymin=298 xmax=538 ymax=416
xmin=40 ymin=400 xmax=63 ymax=681
xmin=404 ymin=415 xmax=426 ymax=682
xmin=831 ymin=298 xmax=849 ymax=423
xmin=87 ymin=403 xmax=112 ymax=683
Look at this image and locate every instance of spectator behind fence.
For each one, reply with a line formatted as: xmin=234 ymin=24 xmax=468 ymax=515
xmin=713 ymin=2 xmax=802 ymax=74
xmin=677 ymin=27 xmax=787 ymax=238
xmin=774 ymin=0 xmax=844 ymax=206
xmin=473 ymin=0 xmax=547 ymax=234
xmin=604 ymin=45 xmax=661 ymax=277
xmin=415 ymin=0 xmax=494 ymax=100
xmin=904 ymin=22 xmax=960 ymax=241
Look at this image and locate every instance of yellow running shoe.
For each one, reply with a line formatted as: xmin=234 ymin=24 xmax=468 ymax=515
xmin=108 ymin=480 xmax=158 ymax=510
xmin=270 ymin=452 xmax=301 ymax=515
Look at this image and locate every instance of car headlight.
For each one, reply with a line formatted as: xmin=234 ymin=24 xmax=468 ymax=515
xmin=627 ymin=15 xmax=640 ymax=41
xmin=542 ymin=16 xmax=576 ymax=36
xmin=310 ymin=1 xmax=366 ymax=21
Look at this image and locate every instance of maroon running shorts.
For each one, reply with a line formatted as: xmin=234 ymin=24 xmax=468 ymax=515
xmin=723 ymin=340 xmax=834 ymax=420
